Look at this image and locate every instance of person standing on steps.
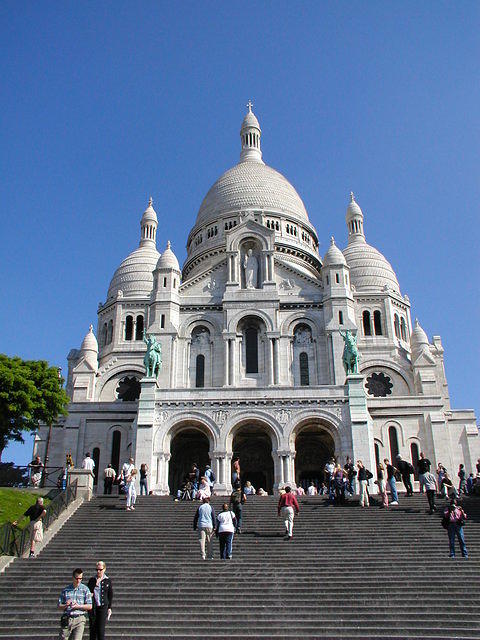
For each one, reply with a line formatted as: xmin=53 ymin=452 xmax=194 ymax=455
xmin=229 ymin=480 xmax=246 ymax=533
xmin=28 ymin=455 xmax=44 ymax=487
xmin=396 ymin=455 xmax=414 ymax=496
xmin=384 ymin=458 xmax=399 ymax=505
xmin=215 ymin=503 xmax=237 ymax=559
xmin=82 ymin=452 xmax=95 ymax=473
xmin=344 ymin=456 xmax=356 ymax=496
xmin=376 ymin=463 xmax=389 ymax=509
xmin=204 ymin=464 xmax=216 ymax=495
xmin=125 ymin=468 xmax=137 ymax=511
xmin=356 ymin=461 xmax=372 ymax=507
xmin=119 ymin=457 xmax=134 ymax=495
xmin=87 ymin=561 xmax=113 ymax=640
xmin=193 ymin=496 xmax=216 ymax=560
xmin=417 ymin=452 xmax=431 ymax=493
xmin=458 ymin=464 xmax=467 ymax=496
xmin=442 ymin=498 xmax=468 ymax=558
xmin=12 ymin=496 xmax=47 ymax=558
xmin=103 ymin=464 xmax=116 ymax=495
xmin=58 ymin=568 xmax=92 ymax=640
xmin=278 ymin=486 xmax=300 ymax=540
xmin=232 ymin=457 xmax=241 ymax=484
xmin=423 ymin=470 xmax=438 ymax=514
xmin=139 ymin=463 xmax=148 ymax=496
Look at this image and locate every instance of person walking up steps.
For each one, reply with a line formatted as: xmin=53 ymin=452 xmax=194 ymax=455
xmin=215 ymin=503 xmax=237 ymax=560
xmin=125 ymin=468 xmax=137 ymax=511
xmin=229 ymin=480 xmax=246 ymax=533
xmin=278 ymin=486 xmax=299 ymax=540
xmin=384 ymin=458 xmax=399 ymax=505
xmin=193 ymin=497 xmax=216 ymax=560
xmin=442 ymin=498 xmax=468 ymax=558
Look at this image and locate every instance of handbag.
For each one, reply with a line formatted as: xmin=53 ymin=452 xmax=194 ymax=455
xmin=33 ymin=520 xmax=44 ymax=542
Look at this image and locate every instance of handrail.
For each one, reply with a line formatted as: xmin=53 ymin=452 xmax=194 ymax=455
xmin=0 ymin=464 xmax=65 ymax=488
xmin=0 ymin=480 xmax=78 ymax=557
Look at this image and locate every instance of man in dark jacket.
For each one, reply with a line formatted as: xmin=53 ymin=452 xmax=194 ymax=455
xmin=229 ymin=481 xmax=246 ymax=534
xmin=87 ymin=561 xmax=113 ymax=640
xmin=396 ymin=455 xmax=414 ymax=496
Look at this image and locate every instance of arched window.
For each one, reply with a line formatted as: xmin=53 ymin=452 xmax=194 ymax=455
xmin=299 ymin=352 xmax=309 ymax=386
xmin=196 ymin=354 xmax=205 ymax=388
xmin=373 ymin=310 xmax=382 ymax=335
xmin=92 ymin=447 xmax=100 ymax=485
xmin=389 ymin=426 xmax=399 ymax=462
xmin=111 ymin=430 xmax=121 ymax=474
xmin=135 ymin=315 xmax=144 ymax=341
xmin=394 ymin=314 xmax=400 ymax=339
xmin=363 ymin=310 xmax=372 ymax=336
xmin=245 ymin=327 xmax=258 ymax=374
xmin=400 ymin=317 xmax=407 ymax=341
xmin=107 ymin=319 xmax=113 ymax=344
xmin=101 ymin=323 xmax=108 ymax=347
xmin=374 ymin=443 xmax=380 ymax=470
xmin=410 ymin=442 xmax=420 ymax=480
xmin=125 ymin=316 xmax=133 ymax=341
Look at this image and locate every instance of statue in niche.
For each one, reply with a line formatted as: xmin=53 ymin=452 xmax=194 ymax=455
xmin=243 ymin=248 xmax=258 ymax=289
xmin=295 ymin=327 xmax=312 ymax=345
xmin=193 ymin=329 xmax=210 ymax=347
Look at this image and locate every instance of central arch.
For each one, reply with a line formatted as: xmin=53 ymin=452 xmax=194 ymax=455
xmin=294 ymin=425 xmax=335 ymax=490
xmin=168 ymin=427 xmax=210 ymax=495
xmin=232 ymin=424 xmax=274 ymax=494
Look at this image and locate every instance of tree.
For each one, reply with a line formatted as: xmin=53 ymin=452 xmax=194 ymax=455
xmin=0 ymin=355 xmax=69 ymax=462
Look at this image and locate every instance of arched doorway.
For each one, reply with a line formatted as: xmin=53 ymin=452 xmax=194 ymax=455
xmin=168 ymin=428 xmax=210 ymax=495
xmin=295 ymin=426 xmax=335 ymax=490
xmin=232 ymin=424 xmax=274 ymax=493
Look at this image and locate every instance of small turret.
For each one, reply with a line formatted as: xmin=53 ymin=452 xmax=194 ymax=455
xmin=346 ymin=192 xmax=365 ymax=243
xmin=80 ymin=325 xmax=98 ymax=372
xmin=239 ymin=100 xmax=263 ymax=164
xmin=139 ymin=197 xmax=158 ymax=247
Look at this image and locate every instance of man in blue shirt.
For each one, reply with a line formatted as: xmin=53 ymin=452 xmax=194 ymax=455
xmin=193 ymin=497 xmax=216 ymax=559
xmin=58 ymin=567 xmax=92 ymax=639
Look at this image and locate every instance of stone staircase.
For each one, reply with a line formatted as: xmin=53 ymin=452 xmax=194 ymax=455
xmin=1 ymin=492 xmax=479 ymax=639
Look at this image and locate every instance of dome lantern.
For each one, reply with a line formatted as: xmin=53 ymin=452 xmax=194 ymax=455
xmin=140 ymin=196 xmax=158 ymax=247
xmin=346 ymin=192 xmax=365 ymax=243
xmin=239 ymin=100 xmax=263 ymax=164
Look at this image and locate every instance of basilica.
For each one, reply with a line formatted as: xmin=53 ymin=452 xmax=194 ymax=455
xmin=36 ymin=106 xmax=480 ymax=494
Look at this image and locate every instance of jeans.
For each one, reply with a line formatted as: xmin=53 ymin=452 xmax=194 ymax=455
xmin=140 ymin=478 xmax=148 ymax=495
xmin=219 ymin=532 xmax=234 ymax=559
xmin=199 ymin=527 xmax=213 ymax=559
xmin=232 ymin=503 xmax=242 ymax=531
xmin=388 ymin=476 xmax=398 ymax=502
xmin=448 ymin=523 xmax=467 ymax=557
xmin=426 ymin=489 xmax=436 ymax=512
xmin=402 ymin=474 xmax=413 ymax=496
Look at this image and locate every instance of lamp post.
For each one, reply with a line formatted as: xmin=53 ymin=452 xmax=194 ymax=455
xmin=41 ymin=367 xmax=62 ymax=488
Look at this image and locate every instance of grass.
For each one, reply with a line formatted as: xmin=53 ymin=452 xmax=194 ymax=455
xmin=0 ymin=488 xmax=51 ymax=528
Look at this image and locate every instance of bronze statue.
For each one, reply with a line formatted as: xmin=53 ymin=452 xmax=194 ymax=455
xmin=143 ymin=329 xmax=162 ymax=378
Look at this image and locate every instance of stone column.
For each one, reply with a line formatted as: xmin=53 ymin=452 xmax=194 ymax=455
xmin=346 ymin=374 xmax=377 ymax=493
xmin=186 ymin=339 xmax=191 ymax=387
xmin=273 ymin=338 xmax=279 ymax=385
xmin=163 ymin=453 xmax=171 ymax=493
xmin=170 ymin=337 xmax=176 ymax=388
xmin=67 ymin=468 xmax=95 ymax=501
xmin=223 ymin=337 xmax=230 ymax=386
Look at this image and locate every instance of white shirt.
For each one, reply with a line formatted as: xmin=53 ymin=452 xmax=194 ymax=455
xmin=121 ymin=462 xmax=134 ymax=480
xmin=307 ymin=485 xmax=317 ymax=496
xmin=325 ymin=463 xmax=335 ymax=475
xmin=216 ymin=510 xmax=236 ymax=533
xmin=82 ymin=456 xmax=95 ymax=471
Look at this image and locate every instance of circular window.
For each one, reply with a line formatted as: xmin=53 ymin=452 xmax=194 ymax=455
xmin=116 ymin=376 xmax=141 ymax=401
xmin=365 ymin=372 xmax=393 ymax=397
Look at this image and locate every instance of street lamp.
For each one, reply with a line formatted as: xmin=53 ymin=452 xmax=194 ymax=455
xmin=41 ymin=367 xmax=62 ymax=488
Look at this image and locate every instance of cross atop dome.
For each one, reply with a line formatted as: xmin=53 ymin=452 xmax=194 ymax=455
xmin=247 ymin=99 xmax=253 ymax=113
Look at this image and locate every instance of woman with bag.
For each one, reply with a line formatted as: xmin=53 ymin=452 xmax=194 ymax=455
xmin=442 ymin=498 xmax=468 ymax=558
xmin=215 ymin=503 xmax=237 ymax=559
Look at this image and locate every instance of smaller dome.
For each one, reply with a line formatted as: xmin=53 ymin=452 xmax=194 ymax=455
xmin=410 ymin=319 xmax=429 ymax=348
xmin=323 ymin=236 xmax=347 ymax=267
xmin=107 ymin=245 xmax=160 ymax=299
xmin=346 ymin=192 xmax=363 ymax=222
xmin=343 ymin=241 xmax=400 ymax=293
xmin=81 ymin=325 xmax=98 ymax=353
xmin=141 ymin=197 xmax=158 ymax=224
xmin=156 ymin=240 xmax=180 ymax=271
xmin=241 ymin=109 xmax=260 ymax=131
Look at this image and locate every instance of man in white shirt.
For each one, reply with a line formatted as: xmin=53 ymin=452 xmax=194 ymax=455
xmin=82 ymin=453 xmax=95 ymax=472
xmin=307 ymin=482 xmax=317 ymax=496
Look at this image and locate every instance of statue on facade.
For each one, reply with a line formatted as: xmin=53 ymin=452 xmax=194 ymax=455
xmin=143 ymin=329 xmax=162 ymax=378
xmin=243 ymin=248 xmax=258 ymax=289
xmin=339 ymin=329 xmax=359 ymax=376
xmin=295 ymin=326 xmax=312 ymax=345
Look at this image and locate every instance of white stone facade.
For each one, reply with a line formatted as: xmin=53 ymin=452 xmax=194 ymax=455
xmin=35 ymin=106 xmax=480 ymax=495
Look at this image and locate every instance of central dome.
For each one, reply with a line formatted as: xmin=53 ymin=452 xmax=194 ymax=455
xmin=196 ymin=161 xmax=309 ymax=226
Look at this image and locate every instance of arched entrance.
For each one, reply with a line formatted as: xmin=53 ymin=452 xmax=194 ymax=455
xmin=168 ymin=428 xmax=210 ymax=495
xmin=295 ymin=426 xmax=335 ymax=490
xmin=232 ymin=424 xmax=274 ymax=493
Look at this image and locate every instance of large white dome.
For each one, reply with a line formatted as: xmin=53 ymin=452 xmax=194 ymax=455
xmin=107 ymin=245 xmax=160 ymax=300
xmin=343 ymin=239 xmax=400 ymax=293
xmin=195 ymin=161 xmax=309 ymax=226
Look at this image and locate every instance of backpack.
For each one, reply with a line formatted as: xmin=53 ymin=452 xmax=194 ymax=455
xmin=206 ymin=468 xmax=216 ymax=483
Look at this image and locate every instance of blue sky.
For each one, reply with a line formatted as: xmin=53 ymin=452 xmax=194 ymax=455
xmin=1 ymin=2 xmax=479 ymax=465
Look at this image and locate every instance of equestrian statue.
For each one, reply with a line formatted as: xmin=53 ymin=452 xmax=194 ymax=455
xmin=143 ymin=329 xmax=162 ymax=378
xmin=339 ymin=329 xmax=360 ymax=376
